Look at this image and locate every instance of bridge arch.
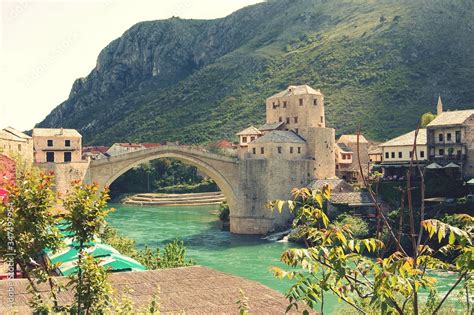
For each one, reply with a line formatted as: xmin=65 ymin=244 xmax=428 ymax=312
xmin=87 ymin=146 xmax=240 ymax=215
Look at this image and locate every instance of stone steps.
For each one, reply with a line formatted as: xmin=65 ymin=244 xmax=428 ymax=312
xmin=123 ymin=192 xmax=225 ymax=206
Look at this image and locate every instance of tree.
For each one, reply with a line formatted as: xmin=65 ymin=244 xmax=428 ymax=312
xmin=420 ymin=112 xmax=437 ymax=127
xmin=0 ymin=169 xmax=63 ymax=310
xmin=271 ymin=186 xmax=472 ymax=314
xmin=63 ymin=182 xmax=114 ymax=314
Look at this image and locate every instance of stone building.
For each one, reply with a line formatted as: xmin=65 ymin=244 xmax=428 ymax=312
xmin=335 ymin=135 xmax=369 ymax=182
xmin=32 ymin=128 xmax=82 ymax=163
xmin=426 ymin=109 xmax=474 ymax=177
xmin=82 ymin=146 xmax=110 ymax=160
xmin=106 ymin=143 xmax=146 ymax=156
xmin=0 ymin=126 xmax=33 ymax=162
xmin=246 ymin=130 xmax=307 ymax=160
xmin=236 ymin=126 xmax=261 ymax=148
xmin=379 ymin=129 xmax=428 ymax=177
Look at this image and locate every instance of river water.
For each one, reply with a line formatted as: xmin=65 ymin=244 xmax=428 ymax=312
xmin=107 ymin=203 xmax=460 ymax=313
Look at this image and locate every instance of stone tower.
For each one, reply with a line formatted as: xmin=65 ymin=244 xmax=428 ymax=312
xmin=265 ymin=85 xmax=336 ymax=179
xmin=437 ymin=95 xmax=443 ymax=115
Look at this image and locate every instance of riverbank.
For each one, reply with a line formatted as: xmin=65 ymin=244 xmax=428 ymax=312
xmin=121 ymin=191 xmax=225 ymax=206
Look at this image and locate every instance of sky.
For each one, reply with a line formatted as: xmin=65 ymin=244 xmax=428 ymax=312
xmin=0 ymin=0 xmax=263 ymax=131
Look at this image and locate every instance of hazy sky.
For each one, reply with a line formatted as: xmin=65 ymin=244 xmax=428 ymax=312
xmin=0 ymin=0 xmax=263 ymax=131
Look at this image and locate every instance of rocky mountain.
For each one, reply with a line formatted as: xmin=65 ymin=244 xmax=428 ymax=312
xmin=36 ymin=0 xmax=474 ymax=144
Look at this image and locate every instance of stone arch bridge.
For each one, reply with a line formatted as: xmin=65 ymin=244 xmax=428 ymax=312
xmin=49 ymin=145 xmax=313 ymax=234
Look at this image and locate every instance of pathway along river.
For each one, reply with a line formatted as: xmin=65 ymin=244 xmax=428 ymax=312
xmin=107 ymin=203 xmax=460 ymax=313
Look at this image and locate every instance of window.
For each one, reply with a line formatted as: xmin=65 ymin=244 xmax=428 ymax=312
xmin=439 ymin=149 xmax=444 ymax=156
xmin=279 ymin=117 xmax=283 ymax=122
xmin=18 ymin=144 xmax=21 ymax=151
xmin=286 ymin=117 xmax=290 ymax=124
xmin=250 ymin=137 xmax=255 ymax=141
xmin=47 ymin=139 xmax=53 ymax=147
xmin=447 ymin=133 xmax=452 ymax=142
xmin=457 ymin=150 xmax=462 ymax=157
xmin=283 ymin=101 xmax=287 ymax=108
xmin=252 ymin=148 xmax=256 ymax=154
xmin=261 ymin=147 xmax=264 ymax=154
xmin=398 ymin=152 xmax=402 ymax=158
xmin=290 ymin=147 xmax=294 ymax=154
xmin=242 ymin=137 xmax=247 ymax=143
xmin=299 ymin=98 xmax=303 ymax=106
xmin=65 ymin=140 xmax=71 ymax=147
xmin=298 ymin=147 xmax=301 ymax=154
xmin=313 ymin=99 xmax=317 ymax=106
xmin=64 ymin=152 xmax=72 ymax=162
xmin=391 ymin=152 xmax=395 ymax=159
xmin=342 ymin=154 xmax=346 ymax=160
xmin=46 ymin=152 xmax=55 ymax=162
xmin=277 ymin=146 xmax=282 ymax=154
xmin=294 ymin=117 xmax=298 ymax=123
xmin=272 ymin=102 xmax=277 ymax=109
xmin=320 ymin=116 xmax=324 ymax=123
xmin=420 ymin=151 xmax=425 ymax=158
xmin=385 ymin=152 xmax=389 ymax=159
xmin=295 ymin=128 xmax=299 ymax=134
xmin=456 ymin=131 xmax=461 ymax=143
xmin=409 ymin=151 xmax=413 ymax=158
xmin=439 ymin=134 xmax=443 ymax=142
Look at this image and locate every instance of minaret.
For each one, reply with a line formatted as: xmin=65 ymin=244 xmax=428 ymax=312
xmin=437 ymin=95 xmax=443 ymax=115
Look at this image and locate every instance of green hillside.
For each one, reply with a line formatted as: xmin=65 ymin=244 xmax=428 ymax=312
xmin=37 ymin=0 xmax=474 ymax=145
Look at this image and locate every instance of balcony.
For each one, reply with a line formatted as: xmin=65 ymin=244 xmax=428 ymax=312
xmin=429 ymin=154 xmax=466 ymax=162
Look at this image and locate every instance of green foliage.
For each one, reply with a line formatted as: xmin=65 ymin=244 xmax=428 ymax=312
xmin=270 ymin=186 xmax=473 ymax=314
xmin=101 ymin=226 xmax=193 ymax=270
xmin=68 ymin=253 xmax=114 ymax=314
xmin=64 ymin=182 xmax=114 ymax=246
xmin=110 ymin=158 xmax=219 ymax=197
xmin=421 ymin=112 xmax=437 ymax=127
xmin=0 ymin=169 xmax=63 ymax=309
xmin=236 ymin=289 xmax=250 ymax=315
xmin=134 ymin=241 xmax=194 ymax=270
xmin=38 ymin=0 xmax=474 ymax=144
xmin=333 ymin=213 xmax=369 ymax=239
xmin=218 ymin=201 xmax=230 ymax=222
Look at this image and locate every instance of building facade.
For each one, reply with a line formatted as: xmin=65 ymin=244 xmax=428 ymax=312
xmin=237 ymin=85 xmax=336 ymax=179
xmin=379 ymin=129 xmax=428 ymax=177
xmin=0 ymin=127 xmax=33 ymax=162
xmin=32 ymin=128 xmax=82 ymax=163
xmin=335 ymin=135 xmax=369 ymax=182
xmin=426 ymin=109 xmax=474 ymax=177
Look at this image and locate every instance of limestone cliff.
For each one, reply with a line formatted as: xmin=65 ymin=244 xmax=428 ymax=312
xmin=37 ymin=0 xmax=474 ymax=144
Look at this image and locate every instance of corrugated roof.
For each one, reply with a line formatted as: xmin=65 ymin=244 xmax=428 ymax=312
xmin=259 ymin=121 xmax=285 ymax=131
xmin=380 ymin=129 xmax=427 ymax=147
xmin=427 ymin=109 xmax=474 ymax=127
xmin=32 ymin=128 xmax=82 ymax=137
xmin=252 ymin=130 xmax=306 ymax=144
xmin=269 ymin=85 xmax=323 ymax=98
xmin=236 ymin=126 xmax=262 ymax=136
xmin=338 ymin=134 xmax=368 ymax=144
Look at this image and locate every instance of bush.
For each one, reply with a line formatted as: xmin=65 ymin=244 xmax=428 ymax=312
xmin=333 ymin=213 xmax=369 ymax=239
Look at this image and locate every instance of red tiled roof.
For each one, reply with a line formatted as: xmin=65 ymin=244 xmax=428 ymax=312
xmin=82 ymin=146 xmax=109 ymax=154
xmin=115 ymin=143 xmax=144 ymax=148
xmin=214 ymin=140 xmax=233 ymax=149
xmin=142 ymin=143 xmax=161 ymax=148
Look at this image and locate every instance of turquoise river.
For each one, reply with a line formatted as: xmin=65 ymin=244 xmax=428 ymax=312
xmin=107 ymin=203 xmax=460 ymax=313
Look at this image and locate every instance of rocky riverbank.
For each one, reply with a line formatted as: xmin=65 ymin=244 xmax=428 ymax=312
xmin=122 ymin=191 xmax=225 ymax=206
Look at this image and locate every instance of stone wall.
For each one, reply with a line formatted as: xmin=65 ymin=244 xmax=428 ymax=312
xmin=232 ymin=158 xmax=313 ymax=234
xmin=37 ymin=161 xmax=90 ymax=196
xmin=301 ymin=127 xmax=336 ymax=179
